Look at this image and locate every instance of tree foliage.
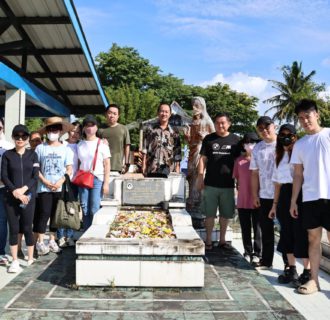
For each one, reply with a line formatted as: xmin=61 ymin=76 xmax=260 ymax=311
xmin=96 ymin=43 xmax=260 ymax=143
xmin=264 ymin=61 xmax=325 ymax=126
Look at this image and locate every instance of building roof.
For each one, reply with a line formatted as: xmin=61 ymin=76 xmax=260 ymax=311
xmin=0 ymin=0 xmax=108 ymax=117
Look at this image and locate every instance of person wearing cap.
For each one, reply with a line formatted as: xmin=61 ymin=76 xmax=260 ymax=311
xmin=290 ymin=99 xmax=330 ymax=294
xmin=77 ymin=115 xmax=110 ymax=230
xmin=0 ymin=118 xmax=14 ymax=266
xmin=198 ymin=112 xmax=240 ymax=250
xmin=268 ymin=123 xmax=310 ymax=287
xmin=1 ymin=124 xmax=39 ymax=272
xmin=99 ymin=104 xmax=131 ymax=173
xmin=33 ymin=117 xmax=74 ymax=256
xmin=233 ymin=132 xmax=261 ymax=265
xmin=250 ymin=116 xmax=277 ymax=269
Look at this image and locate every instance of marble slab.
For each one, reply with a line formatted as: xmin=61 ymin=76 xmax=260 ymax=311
xmin=76 ymin=259 xmax=204 ymax=287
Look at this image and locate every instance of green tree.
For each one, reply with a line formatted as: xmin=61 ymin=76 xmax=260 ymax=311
xmin=264 ymin=61 xmax=325 ymax=126
xmin=25 ymin=118 xmax=43 ymax=132
xmin=96 ymin=43 xmax=160 ymax=90
xmin=203 ymin=83 xmax=259 ymax=135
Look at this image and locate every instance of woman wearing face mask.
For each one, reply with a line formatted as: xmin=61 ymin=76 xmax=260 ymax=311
xmin=233 ymin=132 xmax=262 ymax=265
xmin=33 ymin=117 xmax=74 ymax=256
xmin=1 ymin=125 xmax=39 ymax=272
xmin=269 ymin=124 xmax=310 ymax=287
xmin=77 ymin=115 xmax=110 ymax=231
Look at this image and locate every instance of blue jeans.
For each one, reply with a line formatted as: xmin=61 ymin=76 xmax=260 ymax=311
xmin=0 ymin=188 xmax=8 ymax=255
xmin=57 ymin=228 xmax=74 ymax=239
xmin=79 ymin=177 xmax=103 ymax=231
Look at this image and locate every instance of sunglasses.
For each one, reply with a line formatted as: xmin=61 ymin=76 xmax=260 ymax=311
xmin=30 ymin=138 xmax=42 ymax=143
xmin=13 ymin=134 xmax=29 ymax=141
xmin=278 ymin=133 xmax=295 ymax=139
xmin=46 ymin=125 xmax=62 ymax=132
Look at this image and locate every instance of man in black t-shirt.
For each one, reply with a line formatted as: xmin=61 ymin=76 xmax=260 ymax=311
xmin=197 ymin=112 xmax=239 ymax=251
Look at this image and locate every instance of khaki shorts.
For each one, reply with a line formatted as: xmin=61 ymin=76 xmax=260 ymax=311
xmin=201 ymin=186 xmax=235 ymax=219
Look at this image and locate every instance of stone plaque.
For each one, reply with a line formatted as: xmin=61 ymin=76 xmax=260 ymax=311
xmin=122 ymin=179 xmax=165 ymax=205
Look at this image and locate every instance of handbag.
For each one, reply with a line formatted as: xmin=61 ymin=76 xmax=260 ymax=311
xmin=52 ymin=174 xmax=81 ymax=230
xmin=72 ymin=138 xmax=101 ymax=189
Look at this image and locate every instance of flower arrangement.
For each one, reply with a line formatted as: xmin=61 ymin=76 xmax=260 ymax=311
xmin=108 ymin=209 xmax=176 ymax=239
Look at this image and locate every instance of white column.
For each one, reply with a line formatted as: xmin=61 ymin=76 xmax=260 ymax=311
xmin=4 ymin=89 xmax=26 ymax=140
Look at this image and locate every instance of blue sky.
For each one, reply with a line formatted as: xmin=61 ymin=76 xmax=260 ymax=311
xmin=75 ymin=0 xmax=330 ymax=114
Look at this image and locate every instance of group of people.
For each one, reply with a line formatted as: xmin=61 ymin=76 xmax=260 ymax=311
xmin=196 ymin=98 xmax=329 ymax=295
xmin=0 ymin=104 xmax=131 ymax=273
xmin=0 ymin=98 xmax=329 ymax=296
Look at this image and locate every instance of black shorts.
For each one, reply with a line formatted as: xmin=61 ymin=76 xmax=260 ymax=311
xmin=302 ymin=199 xmax=330 ymax=231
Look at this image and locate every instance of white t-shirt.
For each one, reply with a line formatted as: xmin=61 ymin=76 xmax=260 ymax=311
xmin=290 ymin=127 xmax=330 ymax=202
xmin=63 ymin=141 xmax=79 ymax=178
xmin=249 ymin=140 xmax=276 ymax=199
xmin=0 ymin=139 xmax=14 ymax=188
xmin=272 ymin=152 xmax=293 ymax=184
xmin=77 ymin=139 xmax=111 ymax=182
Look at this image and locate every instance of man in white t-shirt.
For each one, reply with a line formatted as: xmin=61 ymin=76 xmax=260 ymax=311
xmin=290 ymin=99 xmax=330 ymax=295
xmin=250 ymin=116 xmax=276 ymax=269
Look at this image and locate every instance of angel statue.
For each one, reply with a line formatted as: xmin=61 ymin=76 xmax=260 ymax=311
xmin=184 ymin=97 xmax=214 ymax=222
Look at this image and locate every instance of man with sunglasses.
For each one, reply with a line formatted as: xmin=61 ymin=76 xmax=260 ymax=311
xmin=0 ymin=118 xmax=14 ymax=266
xmin=250 ymin=116 xmax=277 ymax=269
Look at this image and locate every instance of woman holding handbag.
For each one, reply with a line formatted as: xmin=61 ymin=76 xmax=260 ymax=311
xmin=76 ymin=115 xmax=110 ymax=231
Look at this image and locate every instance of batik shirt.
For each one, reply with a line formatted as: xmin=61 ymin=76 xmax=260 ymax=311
xmin=143 ymin=123 xmax=181 ymax=174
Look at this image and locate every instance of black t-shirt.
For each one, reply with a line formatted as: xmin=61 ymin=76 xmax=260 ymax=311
xmin=200 ymin=132 xmax=239 ymax=188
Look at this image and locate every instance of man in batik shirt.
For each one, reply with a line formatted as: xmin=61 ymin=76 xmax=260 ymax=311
xmin=142 ymin=103 xmax=181 ymax=177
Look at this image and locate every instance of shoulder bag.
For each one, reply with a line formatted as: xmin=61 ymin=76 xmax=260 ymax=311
xmin=72 ymin=138 xmax=100 ymax=189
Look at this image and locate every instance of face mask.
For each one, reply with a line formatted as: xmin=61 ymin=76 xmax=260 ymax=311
xmin=244 ymin=143 xmax=255 ymax=152
xmin=47 ymin=132 xmax=59 ymax=141
xmin=85 ymin=127 xmax=97 ymax=136
xmin=278 ymin=136 xmax=293 ymax=147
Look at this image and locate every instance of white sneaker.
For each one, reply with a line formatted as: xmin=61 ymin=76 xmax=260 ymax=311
xmin=49 ymin=240 xmax=62 ymax=253
xmin=66 ymin=238 xmax=75 ymax=247
xmin=251 ymin=255 xmax=260 ymax=266
xmin=0 ymin=255 xmax=9 ymax=266
xmin=58 ymin=237 xmax=67 ymax=248
xmin=36 ymin=242 xmax=50 ymax=256
xmin=27 ymin=259 xmax=34 ymax=266
xmin=8 ymin=260 xmax=21 ymax=273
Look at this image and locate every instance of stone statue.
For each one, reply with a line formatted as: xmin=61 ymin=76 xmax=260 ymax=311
xmin=184 ymin=97 xmax=215 ymax=220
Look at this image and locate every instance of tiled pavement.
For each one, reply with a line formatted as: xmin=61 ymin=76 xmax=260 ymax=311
xmin=0 ymin=246 xmax=305 ymax=319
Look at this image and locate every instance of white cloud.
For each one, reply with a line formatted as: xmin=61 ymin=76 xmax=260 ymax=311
xmin=318 ymin=85 xmax=330 ymax=100
xmin=321 ymin=58 xmax=330 ymax=68
xmin=199 ymin=72 xmax=276 ymax=115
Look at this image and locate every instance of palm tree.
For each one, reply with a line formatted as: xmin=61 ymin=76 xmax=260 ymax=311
xmin=264 ymin=61 xmax=323 ymax=127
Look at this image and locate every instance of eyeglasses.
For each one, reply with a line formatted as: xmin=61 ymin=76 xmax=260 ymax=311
xmin=257 ymin=124 xmax=271 ymax=132
xmin=13 ymin=134 xmax=29 ymax=141
xmin=30 ymin=138 xmax=42 ymax=143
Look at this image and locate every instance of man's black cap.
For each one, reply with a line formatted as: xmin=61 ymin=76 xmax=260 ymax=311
xmin=256 ymin=116 xmax=274 ymax=127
